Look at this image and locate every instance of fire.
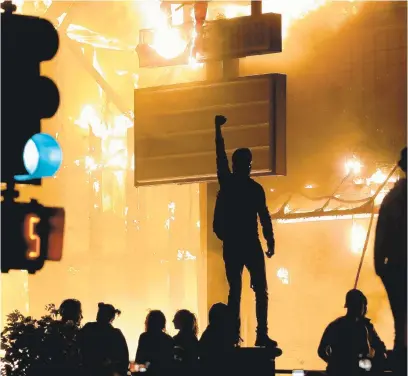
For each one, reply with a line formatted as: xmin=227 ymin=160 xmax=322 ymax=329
xmin=75 ymin=105 xmax=131 ymax=172
xmin=140 ymin=0 xmax=357 ymax=64
xmin=139 ymin=1 xmax=188 ymax=60
xmin=150 ymin=22 xmax=188 ymax=60
xmin=351 ymin=221 xmax=366 ymax=254
xmin=345 ymin=158 xmax=362 ymax=175
xmin=367 ymin=169 xmax=397 ymax=186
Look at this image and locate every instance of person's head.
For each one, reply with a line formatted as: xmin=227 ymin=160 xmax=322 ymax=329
xmin=344 ymin=289 xmax=367 ymax=318
xmin=232 ymin=148 xmax=252 ymax=177
xmin=208 ymin=303 xmax=230 ymax=327
xmin=173 ymin=309 xmax=198 ymax=337
xmin=96 ymin=302 xmax=121 ymax=324
xmin=59 ymin=299 xmax=83 ymax=325
xmin=145 ymin=310 xmax=166 ymax=333
xmin=398 ymin=147 xmax=407 ymax=174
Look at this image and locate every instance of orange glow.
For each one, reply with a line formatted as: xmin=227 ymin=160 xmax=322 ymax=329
xmin=137 ymin=0 xmax=350 ymax=66
xmin=1 ymin=1 xmax=394 ymax=371
xmin=368 ymin=168 xmax=398 ymax=186
xmin=139 ymin=1 xmax=188 ymax=60
xmin=345 ymin=158 xmax=362 ymax=175
xmin=350 ymin=221 xmax=366 ymax=254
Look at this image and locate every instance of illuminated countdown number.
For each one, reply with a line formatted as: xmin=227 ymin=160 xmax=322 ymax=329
xmin=24 ymin=214 xmax=41 ymax=260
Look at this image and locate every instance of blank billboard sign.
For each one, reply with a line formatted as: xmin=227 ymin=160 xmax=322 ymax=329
xmin=134 ymin=73 xmax=286 ymax=186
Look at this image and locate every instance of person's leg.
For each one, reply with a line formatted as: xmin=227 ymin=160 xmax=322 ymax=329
xmin=381 ymin=267 xmax=407 ymax=374
xmin=382 ymin=269 xmax=406 ymax=348
xmin=246 ymin=245 xmax=276 ymax=347
xmin=223 ymin=248 xmax=244 ymax=343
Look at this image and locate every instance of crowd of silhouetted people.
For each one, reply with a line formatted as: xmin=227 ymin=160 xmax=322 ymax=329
xmin=3 ymin=112 xmax=405 ymax=376
xmin=30 ymin=298 xmax=241 ymax=376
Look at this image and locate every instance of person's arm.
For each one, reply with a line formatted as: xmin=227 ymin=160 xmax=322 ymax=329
xmin=257 ymin=186 xmax=275 ymax=254
xmin=135 ymin=333 xmax=146 ymax=364
xmin=114 ymin=329 xmax=130 ymax=374
xmin=367 ymin=322 xmax=387 ymax=358
xmin=215 ymin=115 xmax=231 ymax=184
xmin=374 ymin=203 xmax=390 ymax=276
xmin=318 ymin=324 xmax=333 ymax=363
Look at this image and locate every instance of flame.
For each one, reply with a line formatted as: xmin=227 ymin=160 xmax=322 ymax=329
xmin=76 ymin=105 xmax=131 ymax=172
xmin=140 ymin=0 xmax=357 ymax=68
xmin=351 ymin=221 xmax=366 ymax=254
xmin=374 ymin=190 xmax=387 ymax=207
xmin=345 ymin=158 xmax=362 ymax=175
xmin=140 ymin=1 xmax=188 ymax=60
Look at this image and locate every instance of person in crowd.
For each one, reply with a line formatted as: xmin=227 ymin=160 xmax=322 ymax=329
xmin=40 ymin=299 xmax=83 ymax=376
xmin=374 ymin=146 xmax=407 ymax=375
xmin=199 ymin=303 xmax=236 ymax=365
xmin=59 ymin=298 xmax=83 ymax=325
xmin=80 ymin=303 xmax=129 ymax=376
xmin=213 ymin=114 xmax=277 ymax=348
xmin=172 ymin=309 xmax=199 ymax=369
xmin=135 ymin=310 xmax=174 ymax=374
xmin=318 ymin=289 xmax=387 ymax=376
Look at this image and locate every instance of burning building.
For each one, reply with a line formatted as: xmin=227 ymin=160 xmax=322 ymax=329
xmin=1 ymin=0 xmax=406 ymax=371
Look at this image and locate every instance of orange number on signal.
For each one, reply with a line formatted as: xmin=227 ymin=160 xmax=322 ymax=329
xmin=24 ymin=214 xmax=41 ymax=260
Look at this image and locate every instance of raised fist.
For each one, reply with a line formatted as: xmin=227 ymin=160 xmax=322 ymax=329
xmin=215 ymin=115 xmax=227 ymax=127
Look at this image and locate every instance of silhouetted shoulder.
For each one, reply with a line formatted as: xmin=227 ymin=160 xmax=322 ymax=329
xmin=381 ymin=179 xmax=406 ymax=207
xmin=81 ymin=322 xmax=96 ymax=331
xmin=164 ymin=332 xmax=174 ymax=344
xmin=249 ymin=178 xmax=265 ymax=192
xmin=326 ymin=316 xmax=346 ymax=331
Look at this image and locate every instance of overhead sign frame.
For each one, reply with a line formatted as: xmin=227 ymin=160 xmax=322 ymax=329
xmin=134 ymin=73 xmax=286 ymax=187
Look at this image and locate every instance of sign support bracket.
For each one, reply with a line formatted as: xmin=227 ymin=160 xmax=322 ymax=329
xmin=205 ymin=0 xmax=262 ymax=81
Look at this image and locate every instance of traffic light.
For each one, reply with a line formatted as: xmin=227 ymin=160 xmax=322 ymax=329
xmin=1 ymin=1 xmax=62 ymax=185
xmin=1 ymin=198 xmax=65 ymax=274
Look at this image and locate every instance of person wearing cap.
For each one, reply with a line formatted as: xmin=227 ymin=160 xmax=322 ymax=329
xmin=374 ymin=146 xmax=407 ymax=374
xmin=318 ymin=289 xmax=386 ymax=376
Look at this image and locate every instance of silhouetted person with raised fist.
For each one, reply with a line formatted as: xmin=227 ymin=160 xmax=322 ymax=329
xmin=374 ymin=146 xmax=407 ymax=375
xmin=80 ymin=303 xmax=129 ymax=376
xmin=213 ymin=115 xmax=276 ymax=348
xmin=318 ymin=289 xmax=386 ymax=376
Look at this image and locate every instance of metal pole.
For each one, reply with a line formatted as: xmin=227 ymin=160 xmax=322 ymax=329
xmin=251 ymin=0 xmax=262 ymax=16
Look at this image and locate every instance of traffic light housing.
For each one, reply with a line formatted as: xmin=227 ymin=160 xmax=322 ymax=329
xmin=1 ymin=4 xmax=62 ymax=185
xmin=1 ymin=198 xmax=65 ymax=274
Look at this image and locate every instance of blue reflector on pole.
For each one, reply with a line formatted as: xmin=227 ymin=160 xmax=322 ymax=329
xmin=14 ymin=133 xmax=62 ymax=181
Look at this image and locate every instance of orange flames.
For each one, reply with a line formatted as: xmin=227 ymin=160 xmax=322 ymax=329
xmin=140 ymin=0 xmax=358 ymax=65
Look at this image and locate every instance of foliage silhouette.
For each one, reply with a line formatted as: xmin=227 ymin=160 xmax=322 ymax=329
xmin=1 ymin=304 xmax=81 ymax=376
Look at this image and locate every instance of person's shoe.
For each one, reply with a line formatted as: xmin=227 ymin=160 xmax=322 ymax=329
xmin=255 ymin=334 xmax=278 ymax=348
